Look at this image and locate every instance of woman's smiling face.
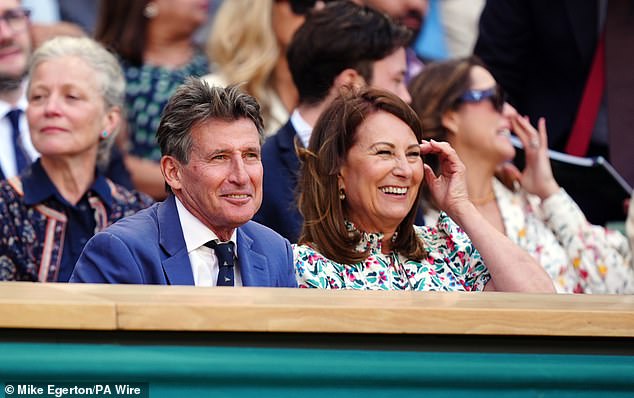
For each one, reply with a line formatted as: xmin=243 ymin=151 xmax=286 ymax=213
xmin=339 ymin=109 xmax=423 ymax=233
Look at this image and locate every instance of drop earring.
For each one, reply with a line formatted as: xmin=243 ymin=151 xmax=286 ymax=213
xmin=144 ymin=2 xmax=159 ymax=18
xmin=339 ymin=188 xmax=346 ymax=201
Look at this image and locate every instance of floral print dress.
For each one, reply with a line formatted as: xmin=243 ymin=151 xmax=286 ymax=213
xmin=491 ymin=178 xmax=634 ymax=294
xmin=293 ymin=214 xmax=491 ymax=291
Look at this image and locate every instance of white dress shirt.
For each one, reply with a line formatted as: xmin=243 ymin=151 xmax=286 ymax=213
xmin=0 ymin=85 xmax=40 ymax=178
xmin=175 ymin=197 xmax=242 ymax=286
xmin=290 ymin=109 xmax=313 ymax=148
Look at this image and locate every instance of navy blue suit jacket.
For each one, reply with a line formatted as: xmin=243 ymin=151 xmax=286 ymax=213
xmin=70 ymin=195 xmax=297 ymax=287
xmin=254 ymin=120 xmax=303 ymax=243
xmin=255 ymin=120 xmax=426 ymax=243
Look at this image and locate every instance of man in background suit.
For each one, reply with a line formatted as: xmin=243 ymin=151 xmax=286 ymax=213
xmin=255 ymin=1 xmax=417 ymax=243
xmin=71 ymin=80 xmax=296 ymax=287
xmin=0 ymin=0 xmax=38 ymax=180
xmin=474 ymin=0 xmax=634 ymax=225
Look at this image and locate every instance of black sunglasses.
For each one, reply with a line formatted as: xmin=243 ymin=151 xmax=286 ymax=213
xmin=457 ymin=86 xmax=505 ymax=113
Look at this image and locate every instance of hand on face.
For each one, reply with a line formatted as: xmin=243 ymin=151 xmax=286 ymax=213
xmin=501 ymin=115 xmax=559 ymax=200
xmin=419 ymin=139 xmax=470 ymax=216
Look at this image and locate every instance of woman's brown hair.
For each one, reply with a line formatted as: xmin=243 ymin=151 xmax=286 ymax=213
xmin=297 ymin=87 xmax=427 ymax=264
xmin=94 ymin=0 xmax=151 ymax=66
xmin=408 ymin=55 xmax=487 ymax=142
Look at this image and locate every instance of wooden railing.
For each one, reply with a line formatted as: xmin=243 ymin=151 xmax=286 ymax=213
xmin=2 ymin=282 xmax=633 ymax=337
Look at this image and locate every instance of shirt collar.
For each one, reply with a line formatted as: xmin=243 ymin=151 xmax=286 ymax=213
xmin=290 ymin=109 xmax=313 ymax=148
xmin=174 ymin=196 xmax=238 ymax=254
xmin=22 ymin=158 xmax=113 ymax=208
xmin=344 ymin=220 xmax=395 ymax=255
xmin=0 ymin=81 xmax=28 ymax=117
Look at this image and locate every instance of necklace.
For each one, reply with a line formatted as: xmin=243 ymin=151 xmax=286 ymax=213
xmin=470 ymin=190 xmax=496 ymax=206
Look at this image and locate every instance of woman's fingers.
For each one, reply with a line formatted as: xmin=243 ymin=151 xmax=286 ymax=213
xmin=537 ymin=117 xmax=548 ymax=146
xmin=512 ymin=115 xmax=540 ymax=150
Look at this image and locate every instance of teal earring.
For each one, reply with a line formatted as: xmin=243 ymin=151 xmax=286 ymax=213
xmin=101 ymin=130 xmax=109 ymax=139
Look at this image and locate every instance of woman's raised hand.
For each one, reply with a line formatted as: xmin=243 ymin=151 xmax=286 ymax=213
xmin=506 ymin=115 xmax=560 ymax=200
xmin=420 ymin=139 xmax=471 ymax=217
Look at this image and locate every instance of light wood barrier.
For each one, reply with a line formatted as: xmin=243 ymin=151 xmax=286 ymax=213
xmin=1 ymin=282 xmax=634 ymax=336
xmin=1 ymin=282 xmax=634 ymax=397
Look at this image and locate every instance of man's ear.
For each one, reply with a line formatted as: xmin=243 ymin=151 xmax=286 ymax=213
xmin=160 ymin=155 xmax=182 ymax=192
xmin=332 ymin=68 xmax=365 ymax=91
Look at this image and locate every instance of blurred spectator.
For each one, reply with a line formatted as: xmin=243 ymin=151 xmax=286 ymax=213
xmin=415 ymin=0 xmax=485 ymax=60
xmin=0 ymin=0 xmax=132 ymax=187
xmin=409 ymin=56 xmax=634 ymax=293
xmin=57 ymin=0 xmax=99 ymax=34
xmin=0 ymin=36 xmax=152 ymax=282
xmin=22 ymin=0 xmax=85 ymax=48
xmin=353 ymin=0 xmax=428 ymax=81
xmin=474 ymin=0 xmax=634 ymax=192
xmin=254 ymin=1 xmax=416 ymax=242
xmin=95 ymin=0 xmax=210 ymax=200
xmin=203 ymin=0 xmax=308 ymax=135
xmin=413 ymin=0 xmax=447 ymax=61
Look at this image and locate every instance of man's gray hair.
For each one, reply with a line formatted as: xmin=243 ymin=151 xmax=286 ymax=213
xmin=156 ymin=78 xmax=264 ymax=165
xmin=27 ymin=36 xmax=125 ymax=169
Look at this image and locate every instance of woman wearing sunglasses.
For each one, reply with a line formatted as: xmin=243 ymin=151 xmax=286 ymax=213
xmin=409 ymin=56 xmax=634 ymax=293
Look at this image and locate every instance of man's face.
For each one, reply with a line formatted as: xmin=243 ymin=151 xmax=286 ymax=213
xmin=360 ymin=0 xmax=427 ymax=39
xmin=168 ymin=118 xmax=263 ymax=240
xmin=0 ymin=0 xmax=31 ymax=85
xmin=370 ymin=47 xmax=411 ymax=103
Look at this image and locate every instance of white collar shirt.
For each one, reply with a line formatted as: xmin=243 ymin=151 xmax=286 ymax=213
xmin=0 ymin=83 xmax=40 ymax=178
xmin=175 ymin=196 xmax=242 ymax=286
xmin=290 ymin=109 xmax=313 ymax=148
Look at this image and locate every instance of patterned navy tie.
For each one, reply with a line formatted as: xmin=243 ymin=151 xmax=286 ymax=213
xmin=205 ymin=241 xmax=235 ymax=286
xmin=6 ymin=109 xmax=29 ymax=174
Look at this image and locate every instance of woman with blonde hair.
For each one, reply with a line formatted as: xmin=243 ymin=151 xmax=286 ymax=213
xmin=203 ymin=0 xmax=318 ymax=135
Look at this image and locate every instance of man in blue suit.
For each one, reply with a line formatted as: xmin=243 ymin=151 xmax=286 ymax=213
xmin=254 ymin=1 xmax=423 ymax=243
xmin=71 ymin=80 xmax=296 ymax=287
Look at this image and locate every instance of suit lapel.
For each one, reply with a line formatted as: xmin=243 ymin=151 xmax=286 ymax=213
xmin=236 ymin=225 xmax=269 ymax=286
xmin=276 ymin=121 xmax=302 ymax=179
xmin=158 ymin=195 xmax=195 ymax=285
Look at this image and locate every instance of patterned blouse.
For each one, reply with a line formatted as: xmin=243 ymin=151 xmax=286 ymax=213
xmin=489 ymin=178 xmax=634 ymax=294
xmin=0 ymin=168 xmax=153 ymax=282
xmin=293 ymin=215 xmax=491 ymax=291
xmin=122 ymin=50 xmax=209 ymax=161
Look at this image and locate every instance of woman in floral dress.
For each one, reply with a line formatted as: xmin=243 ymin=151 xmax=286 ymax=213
xmin=293 ymin=87 xmax=554 ymax=292
xmin=409 ymin=56 xmax=634 ymax=293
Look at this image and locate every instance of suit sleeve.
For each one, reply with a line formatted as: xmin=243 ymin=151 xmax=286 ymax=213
xmin=70 ymin=232 xmax=145 ymax=284
xmin=281 ymin=238 xmax=298 ymax=287
xmin=473 ymin=0 xmax=532 ymax=104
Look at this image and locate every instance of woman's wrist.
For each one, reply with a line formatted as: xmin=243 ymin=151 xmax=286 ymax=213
xmin=535 ymin=180 xmax=560 ymax=201
xmin=445 ymin=200 xmax=478 ymax=227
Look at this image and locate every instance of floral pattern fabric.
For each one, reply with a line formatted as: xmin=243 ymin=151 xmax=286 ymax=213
xmin=122 ymin=51 xmax=209 ymax=161
xmin=0 ymin=175 xmax=153 ymax=282
xmin=293 ymin=214 xmax=490 ymax=291
xmin=492 ymin=178 xmax=634 ymax=293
